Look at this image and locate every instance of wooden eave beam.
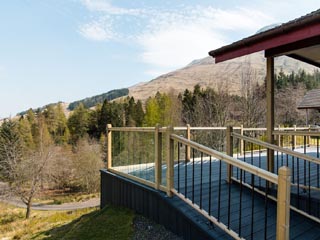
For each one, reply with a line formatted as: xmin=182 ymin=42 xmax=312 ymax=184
xmin=286 ymin=54 xmax=320 ymax=68
xmin=265 ymin=36 xmax=320 ymax=57
xmin=213 ymin=22 xmax=320 ymax=63
xmin=297 ymin=107 xmax=320 ymax=110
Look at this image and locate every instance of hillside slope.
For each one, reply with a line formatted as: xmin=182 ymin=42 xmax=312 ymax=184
xmin=128 ymin=52 xmax=316 ymax=100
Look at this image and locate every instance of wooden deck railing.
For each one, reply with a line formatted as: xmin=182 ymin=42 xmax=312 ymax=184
xmin=231 ymin=127 xmax=320 ymax=224
xmin=169 ymin=133 xmax=291 ymax=240
xmin=104 ymin=124 xmax=320 ymax=239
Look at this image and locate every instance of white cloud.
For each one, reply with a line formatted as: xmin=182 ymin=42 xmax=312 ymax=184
xmin=139 ymin=26 xmax=224 ymax=69
xmin=81 ymin=0 xmax=144 ymax=15
xmin=79 ymin=2 xmax=275 ymax=76
xmin=137 ymin=7 xmax=273 ymax=75
xmin=79 ymin=17 xmax=115 ymax=41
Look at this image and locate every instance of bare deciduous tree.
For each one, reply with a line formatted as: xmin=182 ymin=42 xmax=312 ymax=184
xmin=0 ymin=119 xmax=53 ymax=218
xmin=239 ymin=62 xmax=266 ymax=127
xmin=275 ymin=84 xmax=306 ymax=126
xmin=73 ymin=138 xmax=104 ymax=193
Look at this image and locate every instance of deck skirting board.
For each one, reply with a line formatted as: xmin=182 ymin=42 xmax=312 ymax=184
xmin=100 ymin=169 xmax=232 ymax=240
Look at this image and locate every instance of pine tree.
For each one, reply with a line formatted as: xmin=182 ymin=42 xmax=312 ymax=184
xmin=18 ymin=116 xmax=35 ymax=151
xmin=0 ymin=120 xmax=23 ymax=181
xmin=134 ymin=100 xmax=145 ymax=126
xmin=67 ymin=103 xmax=89 ymax=144
xmin=54 ymin=103 xmax=70 ymax=144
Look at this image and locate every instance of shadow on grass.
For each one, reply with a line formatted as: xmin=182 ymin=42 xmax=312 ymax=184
xmin=33 ymin=206 xmax=134 ymax=240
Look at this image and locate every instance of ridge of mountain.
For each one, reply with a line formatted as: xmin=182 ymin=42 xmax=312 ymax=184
xmin=3 ymin=51 xmax=317 ymax=121
xmin=128 ymin=51 xmax=317 ymax=101
xmin=15 ymin=88 xmax=129 ymax=118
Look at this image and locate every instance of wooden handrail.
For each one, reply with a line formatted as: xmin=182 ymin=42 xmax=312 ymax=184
xmin=232 ymin=132 xmax=320 ymax=164
xmin=109 ymin=126 xmax=311 ymax=133
xmin=170 ymin=134 xmax=278 ymax=184
xmin=273 ymin=130 xmax=320 ymax=137
xmin=110 ymin=127 xmax=156 ymax=132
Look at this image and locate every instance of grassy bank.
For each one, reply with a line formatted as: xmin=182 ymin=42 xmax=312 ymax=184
xmin=0 ymin=202 xmax=134 ymax=240
xmin=33 ymin=191 xmax=100 ymax=205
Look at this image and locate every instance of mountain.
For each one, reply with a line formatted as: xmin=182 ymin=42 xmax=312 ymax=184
xmin=68 ymin=88 xmax=129 ymax=110
xmin=9 ymin=50 xmax=317 ymax=119
xmin=128 ymin=52 xmax=317 ymax=101
xmin=16 ymin=88 xmax=129 ymax=117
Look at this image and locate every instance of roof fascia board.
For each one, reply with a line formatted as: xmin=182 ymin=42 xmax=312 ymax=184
xmin=212 ymin=22 xmax=320 ymax=63
xmin=264 ymin=36 xmax=320 ymax=57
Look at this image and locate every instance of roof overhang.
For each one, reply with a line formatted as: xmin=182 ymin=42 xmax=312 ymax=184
xmin=297 ymin=89 xmax=320 ymax=110
xmin=209 ymin=10 xmax=320 ymax=67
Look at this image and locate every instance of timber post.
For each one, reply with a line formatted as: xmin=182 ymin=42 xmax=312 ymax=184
xmin=292 ymin=125 xmax=296 ymax=150
xmin=278 ymin=125 xmax=281 ymax=147
xmin=226 ymin=126 xmax=233 ymax=183
xmin=276 ymin=166 xmax=291 ymax=240
xmin=166 ymin=126 xmax=174 ymax=197
xmin=186 ymin=124 xmax=191 ymax=162
xmin=240 ymin=124 xmax=244 ymax=156
xmin=308 ymin=125 xmax=311 ymax=146
xmin=155 ymin=124 xmax=162 ymax=190
xmin=107 ymin=124 xmax=112 ymax=170
xmin=266 ymin=57 xmax=275 ymax=173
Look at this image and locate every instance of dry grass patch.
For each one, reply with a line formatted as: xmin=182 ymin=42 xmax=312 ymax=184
xmin=0 ymin=202 xmax=97 ymax=240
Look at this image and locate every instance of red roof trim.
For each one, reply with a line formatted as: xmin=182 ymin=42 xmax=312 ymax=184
xmin=214 ymin=22 xmax=320 ymax=63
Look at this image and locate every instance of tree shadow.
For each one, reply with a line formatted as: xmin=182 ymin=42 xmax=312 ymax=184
xmin=31 ymin=206 xmax=134 ymax=240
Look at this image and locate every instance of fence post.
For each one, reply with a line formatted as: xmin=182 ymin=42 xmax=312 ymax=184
xmin=186 ymin=124 xmax=191 ymax=162
xmin=226 ymin=126 xmax=233 ymax=183
xmin=276 ymin=166 xmax=291 ymax=240
xmin=292 ymin=125 xmax=296 ymax=150
xmin=308 ymin=125 xmax=311 ymax=146
xmin=155 ymin=124 xmax=162 ymax=190
xmin=278 ymin=125 xmax=281 ymax=147
xmin=166 ymin=126 xmax=174 ymax=197
xmin=107 ymin=124 xmax=112 ymax=170
xmin=240 ymin=125 xmax=244 ymax=156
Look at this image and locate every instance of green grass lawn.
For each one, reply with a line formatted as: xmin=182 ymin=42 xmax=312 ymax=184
xmin=0 ymin=203 xmax=134 ymax=240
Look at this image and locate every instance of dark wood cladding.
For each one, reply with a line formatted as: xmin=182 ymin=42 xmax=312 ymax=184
xmin=100 ymin=170 xmax=231 ymax=240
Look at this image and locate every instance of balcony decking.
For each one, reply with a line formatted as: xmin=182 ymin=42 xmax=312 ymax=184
xmin=103 ymin=148 xmax=320 ymax=239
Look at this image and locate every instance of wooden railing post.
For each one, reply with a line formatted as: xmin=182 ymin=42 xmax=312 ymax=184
xmin=278 ymin=125 xmax=281 ymax=147
xmin=155 ymin=124 xmax=162 ymax=190
xmin=166 ymin=126 xmax=174 ymax=197
xmin=107 ymin=124 xmax=112 ymax=170
xmin=308 ymin=125 xmax=311 ymax=146
xmin=226 ymin=126 xmax=233 ymax=183
xmin=240 ymin=125 xmax=244 ymax=156
xmin=186 ymin=124 xmax=191 ymax=162
xmin=292 ymin=125 xmax=296 ymax=150
xmin=276 ymin=166 xmax=291 ymax=240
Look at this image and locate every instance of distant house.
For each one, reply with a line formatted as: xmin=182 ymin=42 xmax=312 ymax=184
xmin=298 ymin=88 xmax=320 ymax=125
xmin=298 ymin=89 xmax=320 ymax=110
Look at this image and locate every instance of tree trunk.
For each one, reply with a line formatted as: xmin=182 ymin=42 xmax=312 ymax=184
xmin=26 ymin=200 xmax=32 ymax=219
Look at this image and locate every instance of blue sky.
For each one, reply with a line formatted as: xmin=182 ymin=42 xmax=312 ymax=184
xmin=0 ymin=0 xmax=319 ymax=118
